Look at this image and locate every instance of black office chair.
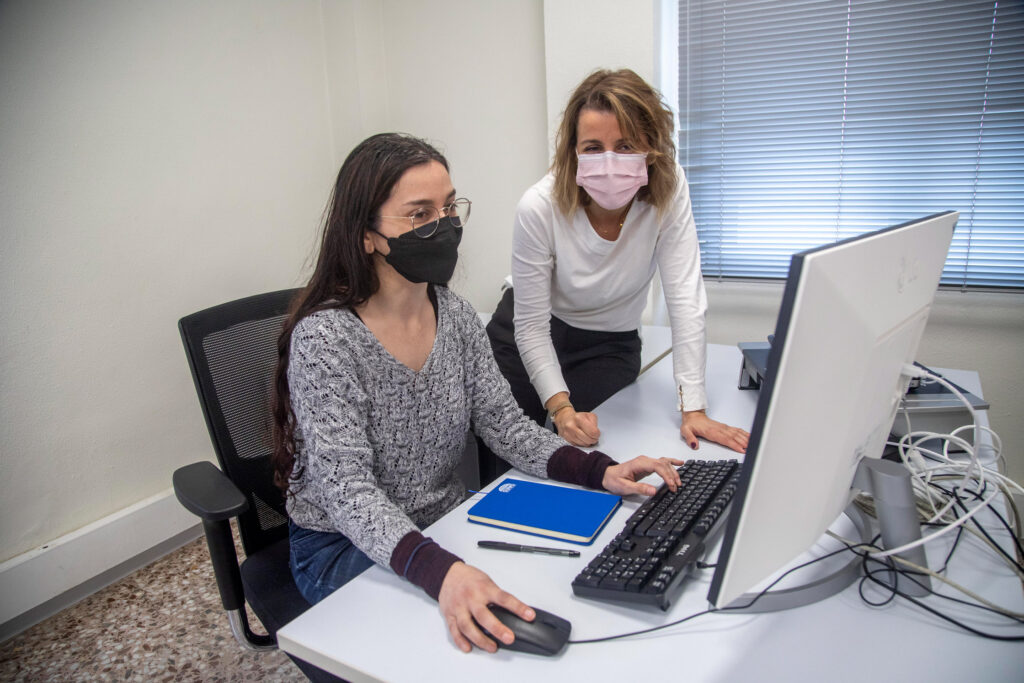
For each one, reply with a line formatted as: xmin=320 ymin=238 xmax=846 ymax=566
xmin=171 ymin=289 xmax=343 ymax=683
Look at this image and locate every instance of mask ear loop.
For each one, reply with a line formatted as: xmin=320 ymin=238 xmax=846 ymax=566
xmin=365 ymin=227 xmax=389 ymax=257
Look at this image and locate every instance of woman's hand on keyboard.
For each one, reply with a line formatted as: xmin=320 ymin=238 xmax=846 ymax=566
xmin=602 ymin=456 xmax=685 ymax=496
xmin=437 ymin=561 xmax=534 ymax=654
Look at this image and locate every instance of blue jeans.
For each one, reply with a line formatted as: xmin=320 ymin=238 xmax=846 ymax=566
xmin=289 ymin=520 xmax=375 ymax=605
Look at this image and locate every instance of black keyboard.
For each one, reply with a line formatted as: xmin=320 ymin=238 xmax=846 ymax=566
xmin=571 ymin=459 xmax=740 ymax=611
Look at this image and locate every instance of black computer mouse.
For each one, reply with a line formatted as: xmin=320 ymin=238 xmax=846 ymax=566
xmin=478 ymin=604 xmax=572 ymax=656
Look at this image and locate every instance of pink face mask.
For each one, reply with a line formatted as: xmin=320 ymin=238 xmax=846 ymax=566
xmin=575 ymin=151 xmax=649 ymax=210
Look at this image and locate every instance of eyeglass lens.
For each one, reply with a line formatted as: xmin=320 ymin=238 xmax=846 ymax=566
xmin=411 ymin=199 xmax=472 ymax=237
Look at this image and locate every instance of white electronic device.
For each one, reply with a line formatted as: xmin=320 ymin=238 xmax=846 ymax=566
xmin=709 ymin=211 xmax=959 ymax=610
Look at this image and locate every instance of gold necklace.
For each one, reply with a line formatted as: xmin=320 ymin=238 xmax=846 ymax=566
xmin=618 ymin=201 xmax=633 ymax=228
xmin=590 ymin=200 xmax=633 ymax=238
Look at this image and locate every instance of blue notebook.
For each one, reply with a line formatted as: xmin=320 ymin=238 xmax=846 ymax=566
xmin=467 ymin=478 xmax=621 ymax=545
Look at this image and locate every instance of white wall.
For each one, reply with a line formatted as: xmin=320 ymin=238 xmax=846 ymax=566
xmin=542 ymin=0 xmax=656 ymax=152
xmin=320 ymin=0 xmax=390 ymax=166
xmin=378 ymin=0 xmax=550 ymax=312
xmin=0 ymin=0 xmax=348 ymax=566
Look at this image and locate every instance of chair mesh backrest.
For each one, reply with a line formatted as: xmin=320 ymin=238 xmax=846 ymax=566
xmin=179 ymin=289 xmax=300 ymax=556
xmin=203 ymin=318 xmax=284 ymax=461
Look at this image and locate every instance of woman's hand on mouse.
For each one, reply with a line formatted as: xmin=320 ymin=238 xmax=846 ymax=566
xmin=602 ymin=455 xmax=685 ymax=496
xmin=437 ymin=562 xmax=535 ymax=653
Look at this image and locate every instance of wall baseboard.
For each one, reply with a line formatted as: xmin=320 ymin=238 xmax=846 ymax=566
xmin=0 ymin=488 xmax=201 ymax=642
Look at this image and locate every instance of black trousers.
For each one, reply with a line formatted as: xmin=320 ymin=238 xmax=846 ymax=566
xmin=480 ymin=287 xmax=641 ymax=484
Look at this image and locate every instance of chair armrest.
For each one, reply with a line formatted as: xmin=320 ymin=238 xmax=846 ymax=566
xmin=172 ymin=461 xmax=250 ymax=616
xmin=173 ymin=461 xmax=249 ymax=520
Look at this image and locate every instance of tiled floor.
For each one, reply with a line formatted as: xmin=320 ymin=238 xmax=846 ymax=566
xmin=0 ymin=533 xmax=306 ymax=682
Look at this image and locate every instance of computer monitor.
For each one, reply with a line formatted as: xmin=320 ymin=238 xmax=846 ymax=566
xmin=707 ymin=211 xmax=959 ymax=610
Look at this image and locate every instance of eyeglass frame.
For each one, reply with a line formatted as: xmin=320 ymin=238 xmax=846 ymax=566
xmin=378 ymin=198 xmax=472 ymax=238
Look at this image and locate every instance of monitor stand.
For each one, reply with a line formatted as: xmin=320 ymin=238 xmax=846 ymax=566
xmin=720 ymin=457 xmax=930 ymax=613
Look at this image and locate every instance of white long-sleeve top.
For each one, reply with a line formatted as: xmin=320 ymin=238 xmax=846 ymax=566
xmin=510 ymin=167 xmax=709 ymax=412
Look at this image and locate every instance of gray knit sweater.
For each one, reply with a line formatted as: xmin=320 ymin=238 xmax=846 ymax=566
xmin=285 ymin=286 xmax=568 ymax=567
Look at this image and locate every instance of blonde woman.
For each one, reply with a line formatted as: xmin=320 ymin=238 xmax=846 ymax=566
xmin=485 ymin=69 xmax=748 ymax=474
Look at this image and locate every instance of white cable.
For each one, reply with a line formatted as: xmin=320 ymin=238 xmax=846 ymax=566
xmin=894 ymin=432 xmax=1022 ymax=496
xmin=896 ymin=443 xmax=1016 ymax=496
xmin=950 ymin=424 xmax=1004 ymax=470
xmin=828 ymin=530 xmax=1024 ymax=617
xmin=910 ymin=434 xmax=976 ymax=524
xmin=868 ymin=364 xmax=996 ymax=560
xmin=854 ymin=476 xmax=1022 ymax=570
xmin=901 ymin=364 xmax=979 ymax=424
xmin=921 ymin=372 xmax=985 ymax=492
xmin=869 ymin=486 xmax=1001 ymax=559
xmin=890 ymin=437 xmax=959 ymax=515
xmin=856 ymin=363 xmax=1024 ymax=596
xmin=900 ymin=366 xmax=985 ymax=500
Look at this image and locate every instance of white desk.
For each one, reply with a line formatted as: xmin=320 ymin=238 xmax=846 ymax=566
xmin=638 ymin=324 xmax=672 ymax=374
xmin=278 ymin=345 xmax=1023 ymax=682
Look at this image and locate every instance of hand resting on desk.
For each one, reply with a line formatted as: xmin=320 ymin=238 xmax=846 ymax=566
xmin=681 ymin=409 xmax=749 ymax=454
xmin=438 ymin=454 xmax=685 ymax=653
xmin=554 ymin=401 xmax=750 ymax=456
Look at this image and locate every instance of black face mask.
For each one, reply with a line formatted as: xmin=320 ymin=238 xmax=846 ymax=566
xmin=377 ymin=216 xmax=463 ymax=284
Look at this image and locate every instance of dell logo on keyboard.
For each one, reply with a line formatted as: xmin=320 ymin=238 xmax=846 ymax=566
xmin=675 ymin=544 xmax=691 ymax=557
xmin=498 ymin=482 xmax=516 ymax=493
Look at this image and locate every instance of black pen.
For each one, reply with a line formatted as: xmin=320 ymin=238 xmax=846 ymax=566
xmin=478 ymin=540 xmax=580 ymax=557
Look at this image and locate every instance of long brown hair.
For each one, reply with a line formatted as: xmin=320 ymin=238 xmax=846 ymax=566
xmin=551 ymin=69 xmax=677 ymax=217
xmin=271 ymin=133 xmax=449 ymax=491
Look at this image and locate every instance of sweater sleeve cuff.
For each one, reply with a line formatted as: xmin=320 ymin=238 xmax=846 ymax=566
xmin=546 ymin=445 xmax=617 ymax=491
xmin=389 ymin=530 xmax=462 ymax=601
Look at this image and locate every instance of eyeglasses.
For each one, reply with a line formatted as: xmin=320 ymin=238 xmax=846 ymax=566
xmin=379 ymin=198 xmax=472 ymax=238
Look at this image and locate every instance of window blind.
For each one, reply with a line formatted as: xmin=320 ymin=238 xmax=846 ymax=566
xmin=678 ymin=0 xmax=1024 ymax=288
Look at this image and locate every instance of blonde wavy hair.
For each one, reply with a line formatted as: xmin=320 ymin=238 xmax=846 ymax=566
xmin=551 ymin=69 xmax=677 ymax=217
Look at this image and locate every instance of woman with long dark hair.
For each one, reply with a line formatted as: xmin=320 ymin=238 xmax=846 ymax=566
xmin=272 ymin=132 xmax=683 ymax=653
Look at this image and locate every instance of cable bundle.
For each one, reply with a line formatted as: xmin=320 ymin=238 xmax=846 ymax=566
xmin=836 ymin=363 xmax=1024 ymax=639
